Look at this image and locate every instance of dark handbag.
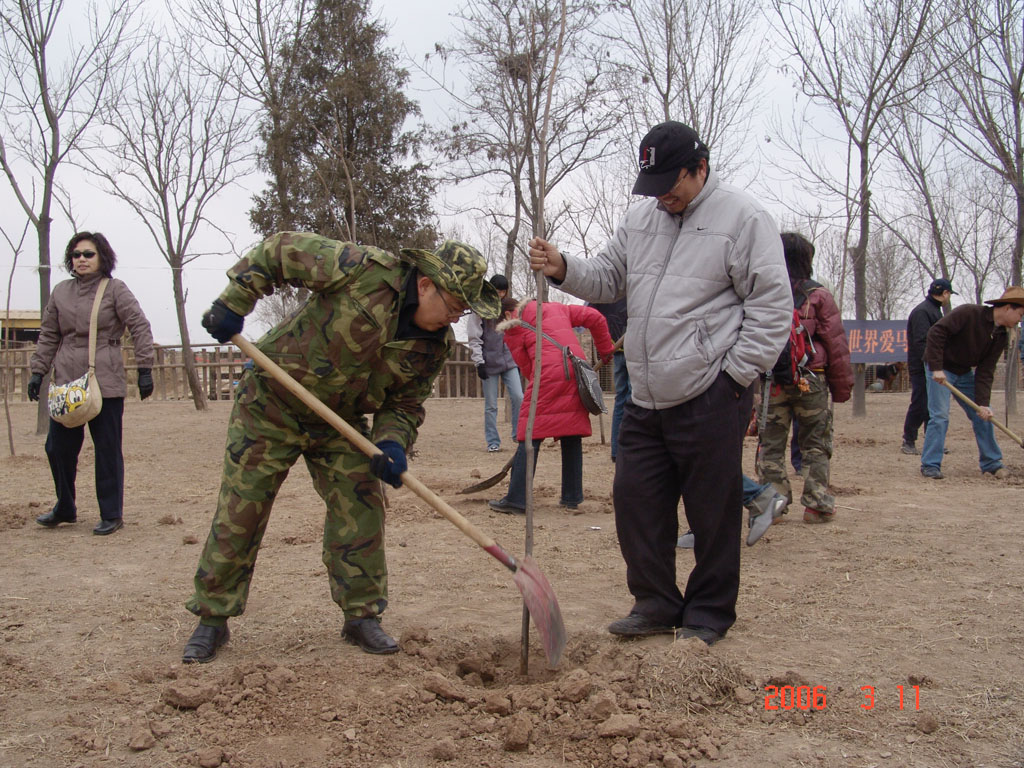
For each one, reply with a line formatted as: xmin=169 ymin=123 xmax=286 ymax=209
xmin=518 ymin=320 xmax=607 ymax=415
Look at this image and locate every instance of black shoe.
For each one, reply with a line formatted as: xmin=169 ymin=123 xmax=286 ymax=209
xmin=92 ymin=518 xmax=123 ymax=535
xmin=675 ymin=625 xmax=724 ymax=646
xmin=36 ymin=508 xmax=76 ymax=527
xmin=182 ymin=622 xmax=230 ymax=664
xmin=607 ymin=612 xmax=675 ymax=637
xmin=342 ymin=618 xmax=399 ymax=655
xmin=487 ymin=498 xmax=525 ymax=515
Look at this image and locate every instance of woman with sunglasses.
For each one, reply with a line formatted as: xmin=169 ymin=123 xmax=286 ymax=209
xmin=27 ymin=232 xmax=155 ymax=535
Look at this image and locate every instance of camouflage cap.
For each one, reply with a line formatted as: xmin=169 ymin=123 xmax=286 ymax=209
xmin=400 ymin=240 xmax=501 ymax=319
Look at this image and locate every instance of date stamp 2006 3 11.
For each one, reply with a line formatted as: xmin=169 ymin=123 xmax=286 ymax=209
xmin=763 ymin=685 xmax=921 ymax=711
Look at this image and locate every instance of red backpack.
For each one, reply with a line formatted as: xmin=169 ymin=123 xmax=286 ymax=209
xmin=769 ymin=280 xmax=820 ymax=389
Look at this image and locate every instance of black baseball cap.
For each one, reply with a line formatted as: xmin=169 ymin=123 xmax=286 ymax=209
xmin=632 ymin=121 xmax=709 ymax=197
xmin=928 ymin=278 xmax=955 ymax=295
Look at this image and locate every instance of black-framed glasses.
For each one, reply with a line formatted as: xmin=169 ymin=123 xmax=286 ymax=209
xmin=439 ymin=288 xmax=471 ymax=318
xmin=72 ymin=250 xmax=97 ymax=259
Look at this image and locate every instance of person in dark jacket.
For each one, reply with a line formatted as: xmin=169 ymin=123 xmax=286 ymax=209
xmin=589 ymin=298 xmax=628 ymax=461
xmin=466 ymin=275 xmax=523 ymax=452
xmin=28 ymin=232 xmax=155 ymax=536
xmin=757 ymin=232 xmax=853 ymax=524
xmin=919 ymin=287 xmax=1024 ymax=480
xmin=901 ymin=279 xmax=954 ymax=454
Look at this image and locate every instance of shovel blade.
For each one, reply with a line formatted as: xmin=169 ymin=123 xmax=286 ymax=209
xmin=459 ymin=454 xmax=515 ymax=494
xmin=512 ymin=555 xmax=567 ymax=668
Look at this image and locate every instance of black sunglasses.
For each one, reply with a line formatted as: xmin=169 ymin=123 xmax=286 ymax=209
xmin=72 ymin=250 xmax=97 ymax=259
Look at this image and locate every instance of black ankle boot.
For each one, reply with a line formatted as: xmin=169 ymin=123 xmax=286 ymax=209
xmin=36 ymin=508 xmax=76 ymax=527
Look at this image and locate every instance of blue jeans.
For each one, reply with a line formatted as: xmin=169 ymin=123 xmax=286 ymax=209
xmin=502 ymin=437 xmax=583 ymax=507
xmin=742 ymin=475 xmax=769 ymax=506
xmin=611 ymin=351 xmax=631 ymax=460
xmin=482 ymin=367 xmax=524 ymax=448
xmin=921 ymin=366 xmax=1003 ymax=473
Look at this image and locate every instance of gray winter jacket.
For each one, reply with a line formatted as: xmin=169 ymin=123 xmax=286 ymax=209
xmin=31 ymin=273 xmax=155 ymax=398
xmin=555 ymin=170 xmax=791 ymax=409
xmin=465 ymin=313 xmax=517 ymax=375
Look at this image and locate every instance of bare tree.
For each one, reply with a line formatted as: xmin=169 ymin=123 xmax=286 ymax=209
xmin=877 ymin=104 xmax=1011 ymax=301
xmin=928 ymin=0 xmax=1024 ymax=412
xmin=1 ymin=222 xmax=30 ymax=456
xmin=603 ymin=0 xmax=767 ymax=178
xmin=932 ymin=0 xmax=1024 ymax=285
xmin=559 ymin=155 xmax=634 ymax=281
xmin=0 ymin=0 xmax=139 ymax=431
xmin=83 ymin=34 xmax=252 ymax=411
xmin=428 ymin=0 xmax=619 ymax=279
xmin=864 ymin=230 xmax=921 ymax=320
xmin=769 ymin=0 xmax=939 ymax=415
xmin=183 ymin=0 xmax=312 ymax=231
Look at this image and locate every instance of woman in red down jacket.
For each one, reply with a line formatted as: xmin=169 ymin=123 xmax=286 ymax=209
xmin=488 ymin=296 xmax=615 ymax=514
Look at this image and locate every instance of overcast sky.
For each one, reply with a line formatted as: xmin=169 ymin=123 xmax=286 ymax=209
xmin=0 ymin=0 xmax=468 ymax=346
xmin=0 ymin=0 xmax=883 ymax=345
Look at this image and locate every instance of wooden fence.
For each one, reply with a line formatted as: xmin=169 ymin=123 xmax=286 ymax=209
xmin=7 ymin=338 xmax=1024 ymax=403
xmin=0 ymin=340 xmax=614 ymax=401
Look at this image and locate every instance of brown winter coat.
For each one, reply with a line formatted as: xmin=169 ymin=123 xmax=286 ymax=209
xmin=798 ymin=281 xmax=853 ymax=403
xmin=31 ymin=273 xmax=154 ymax=398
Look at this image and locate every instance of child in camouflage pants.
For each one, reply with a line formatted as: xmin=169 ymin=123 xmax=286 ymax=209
xmin=757 ymin=233 xmax=852 ymax=524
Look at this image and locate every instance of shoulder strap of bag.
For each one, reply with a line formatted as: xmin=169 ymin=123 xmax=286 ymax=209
xmin=87 ymin=278 xmax=110 ymax=372
xmin=517 ymin=319 xmax=573 ymax=380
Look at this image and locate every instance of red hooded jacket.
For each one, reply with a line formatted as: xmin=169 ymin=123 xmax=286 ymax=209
xmin=501 ymin=301 xmax=615 ymax=441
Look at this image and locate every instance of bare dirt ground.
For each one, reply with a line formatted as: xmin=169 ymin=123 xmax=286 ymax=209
xmin=1 ymin=392 xmax=1024 ymax=768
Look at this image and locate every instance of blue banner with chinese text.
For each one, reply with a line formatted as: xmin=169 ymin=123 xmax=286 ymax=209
xmin=843 ymin=320 xmax=906 ymax=364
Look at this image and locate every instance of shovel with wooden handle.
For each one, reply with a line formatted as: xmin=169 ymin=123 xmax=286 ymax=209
xmin=232 ymin=334 xmax=567 ymax=667
xmin=939 ymin=379 xmax=1024 ymax=448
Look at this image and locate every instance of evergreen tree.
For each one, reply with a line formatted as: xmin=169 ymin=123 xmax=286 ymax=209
xmin=250 ymin=0 xmax=437 ymax=251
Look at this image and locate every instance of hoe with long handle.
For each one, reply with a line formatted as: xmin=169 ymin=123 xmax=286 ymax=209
xmin=939 ymin=379 xmax=1024 ymax=448
xmin=232 ymin=334 xmax=567 ymax=668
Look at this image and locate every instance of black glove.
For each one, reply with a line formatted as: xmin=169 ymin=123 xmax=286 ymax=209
xmin=137 ymin=368 xmax=153 ymax=400
xmin=27 ymin=373 xmax=42 ymax=402
xmin=476 ymin=364 xmax=489 ymax=380
xmin=369 ymin=440 xmax=407 ymax=488
xmin=202 ymin=299 xmax=244 ymax=343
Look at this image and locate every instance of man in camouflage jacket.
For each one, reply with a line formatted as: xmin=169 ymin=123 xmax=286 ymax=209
xmin=182 ymin=233 xmax=499 ymax=662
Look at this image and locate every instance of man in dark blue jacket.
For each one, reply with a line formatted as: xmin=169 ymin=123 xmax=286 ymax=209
xmin=902 ymin=279 xmax=953 ymax=454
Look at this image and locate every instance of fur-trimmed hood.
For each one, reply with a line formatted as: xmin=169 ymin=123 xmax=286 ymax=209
xmin=495 ymin=296 xmax=535 ymax=332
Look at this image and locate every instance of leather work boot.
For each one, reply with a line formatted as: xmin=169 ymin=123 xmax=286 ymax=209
xmin=607 ymin=612 xmax=675 ymax=637
xmin=343 ymin=618 xmax=399 ymax=655
xmin=36 ymin=508 xmax=76 ymax=527
xmin=675 ymin=625 xmax=724 ymax=646
xmin=182 ymin=622 xmax=230 ymax=664
xmin=93 ymin=518 xmax=123 ymax=536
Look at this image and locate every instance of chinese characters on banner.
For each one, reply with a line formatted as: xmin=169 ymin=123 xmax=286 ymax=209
xmin=843 ymin=320 xmax=907 ymax=364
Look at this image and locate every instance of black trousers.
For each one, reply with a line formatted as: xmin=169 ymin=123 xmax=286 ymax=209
xmin=613 ymin=373 xmax=752 ymax=634
xmin=45 ymin=397 xmax=125 ymax=521
xmin=902 ymin=368 xmax=928 ymax=444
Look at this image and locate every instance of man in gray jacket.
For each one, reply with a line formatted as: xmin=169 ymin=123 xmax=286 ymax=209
xmin=528 ymin=121 xmax=791 ymax=645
